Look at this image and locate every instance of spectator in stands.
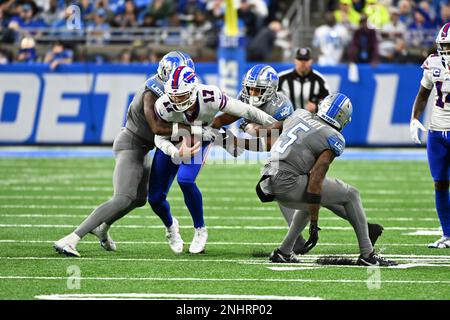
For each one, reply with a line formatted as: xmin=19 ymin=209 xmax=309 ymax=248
xmin=16 ymin=36 xmax=37 ymax=63
xmin=86 ymin=8 xmax=111 ymax=44
xmin=348 ymin=14 xmax=379 ymax=65
xmin=118 ymin=47 xmax=134 ymax=63
xmin=44 ymin=40 xmax=74 ymax=70
xmin=398 ymin=0 xmax=414 ymax=26
xmin=146 ymin=0 xmax=175 ymax=27
xmin=114 ymin=0 xmax=138 ymax=27
xmin=41 ymin=0 xmax=60 ymax=26
xmin=9 ymin=3 xmax=47 ymax=29
xmin=334 ymin=0 xmax=361 ymax=30
xmin=190 ymin=9 xmax=216 ymax=47
xmin=246 ymin=19 xmax=282 ymax=61
xmin=313 ymin=11 xmax=350 ymax=65
xmin=364 ymin=0 xmax=390 ymax=29
xmin=238 ymin=0 xmax=268 ymax=39
xmin=434 ymin=3 xmax=450 ymax=27
xmin=177 ymin=0 xmax=207 ymax=25
xmin=78 ymin=0 xmax=95 ymax=24
xmin=379 ymin=6 xmax=408 ymax=62
xmin=409 ymin=7 xmax=435 ymax=47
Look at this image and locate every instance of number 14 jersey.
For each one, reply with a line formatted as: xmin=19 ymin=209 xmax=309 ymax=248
xmin=421 ymin=54 xmax=450 ymax=131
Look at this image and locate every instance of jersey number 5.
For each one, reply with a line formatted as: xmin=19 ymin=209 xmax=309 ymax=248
xmin=275 ymin=122 xmax=310 ymax=153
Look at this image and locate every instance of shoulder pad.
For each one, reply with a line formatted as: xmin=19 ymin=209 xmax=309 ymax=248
xmin=272 ymin=93 xmax=294 ymax=120
xmin=145 ymin=76 xmax=165 ymax=98
xmin=422 ymin=54 xmax=441 ymax=70
xmin=327 ymin=134 xmax=346 ymax=157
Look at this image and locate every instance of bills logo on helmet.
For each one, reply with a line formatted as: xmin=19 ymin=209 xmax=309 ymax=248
xmin=184 ymin=71 xmax=196 ymax=83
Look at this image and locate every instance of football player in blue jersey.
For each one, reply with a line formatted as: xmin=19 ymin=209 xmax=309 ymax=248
xmin=53 ymin=51 xmax=214 ymax=257
xmin=410 ymin=23 xmax=450 ymax=249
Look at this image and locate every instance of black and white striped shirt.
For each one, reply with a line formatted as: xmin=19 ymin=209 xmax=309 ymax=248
xmin=277 ymin=68 xmax=330 ymax=110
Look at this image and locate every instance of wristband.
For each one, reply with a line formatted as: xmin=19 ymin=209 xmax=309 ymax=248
xmin=171 ymin=123 xmax=179 ymax=139
xmin=305 ymin=192 xmax=321 ymax=204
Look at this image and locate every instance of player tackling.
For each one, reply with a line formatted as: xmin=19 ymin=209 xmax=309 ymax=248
xmin=410 ymin=23 xmax=450 ymax=249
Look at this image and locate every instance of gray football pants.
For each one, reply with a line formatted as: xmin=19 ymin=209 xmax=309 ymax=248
xmin=74 ymin=128 xmax=152 ymax=238
xmin=270 ymin=171 xmax=373 ymax=257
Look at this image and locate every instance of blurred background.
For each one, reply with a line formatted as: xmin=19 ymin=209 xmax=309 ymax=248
xmin=0 ymin=0 xmax=446 ymax=146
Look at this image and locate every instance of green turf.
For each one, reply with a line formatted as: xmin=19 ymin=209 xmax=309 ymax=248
xmin=0 ymin=157 xmax=449 ymax=300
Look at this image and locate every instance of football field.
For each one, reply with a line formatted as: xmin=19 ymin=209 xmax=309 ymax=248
xmin=0 ymin=151 xmax=449 ymax=300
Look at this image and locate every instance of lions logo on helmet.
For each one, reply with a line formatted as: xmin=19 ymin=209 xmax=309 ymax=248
xmin=157 ymin=51 xmax=195 ymax=82
xmin=240 ymin=64 xmax=279 ymax=107
xmin=164 ymin=66 xmax=199 ymax=112
xmin=436 ymin=23 xmax=450 ymax=67
xmin=317 ymin=93 xmax=352 ymax=131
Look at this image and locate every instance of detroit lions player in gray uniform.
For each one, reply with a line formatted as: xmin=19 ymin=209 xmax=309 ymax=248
xmin=256 ymin=93 xmax=397 ymax=266
xmin=53 ymin=51 xmax=209 ymax=257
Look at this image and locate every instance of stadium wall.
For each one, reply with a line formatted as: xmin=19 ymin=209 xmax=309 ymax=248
xmin=0 ymin=63 xmax=432 ymax=146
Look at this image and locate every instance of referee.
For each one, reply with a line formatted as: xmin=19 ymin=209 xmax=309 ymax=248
xmin=278 ymin=47 xmax=330 ymax=112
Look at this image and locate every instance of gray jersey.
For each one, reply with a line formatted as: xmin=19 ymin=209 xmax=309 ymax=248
xmin=239 ymin=92 xmax=294 ymax=127
xmin=125 ymin=74 xmax=165 ymax=144
xmin=267 ymin=109 xmax=345 ymax=175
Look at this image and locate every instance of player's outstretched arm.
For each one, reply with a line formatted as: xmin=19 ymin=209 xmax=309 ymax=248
xmin=221 ymin=96 xmax=277 ymax=125
xmin=410 ymin=85 xmax=431 ymax=144
xmin=211 ymin=113 xmax=240 ymax=129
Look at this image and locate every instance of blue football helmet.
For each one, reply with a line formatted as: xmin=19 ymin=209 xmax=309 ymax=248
xmin=157 ymin=51 xmax=195 ymax=82
xmin=240 ymin=64 xmax=279 ymax=107
xmin=317 ymin=93 xmax=352 ymax=131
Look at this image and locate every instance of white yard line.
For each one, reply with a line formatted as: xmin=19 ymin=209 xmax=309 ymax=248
xmin=0 ymin=275 xmax=448 ymax=285
xmin=0 ymin=213 xmax=439 ymax=222
xmin=34 ymin=293 xmax=322 ymax=300
xmin=0 ymin=223 xmax=441 ymax=231
xmin=0 ymin=239 xmax=433 ymax=247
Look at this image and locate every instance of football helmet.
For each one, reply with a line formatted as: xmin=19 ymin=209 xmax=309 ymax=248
xmin=165 ymin=66 xmax=199 ymax=112
xmin=317 ymin=93 xmax=352 ymax=131
xmin=157 ymin=51 xmax=195 ymax=82
xmin=240 ymin=64 xmax=279 ymax=107
xmin=436 ymin=23 xmax=450 ymax=66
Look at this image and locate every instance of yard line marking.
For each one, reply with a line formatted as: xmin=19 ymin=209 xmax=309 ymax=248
xmin=0 ymin=275 xmax=449 ymax=285
xmin=34 ymin=293 xmax=322 ymax=300
xmin=266 ymin=263 xmax=450 ymax=271
xmin=403 ymin=231 xmax=442 ymax=236
xmin=0 ymin=239 xmax=432 ymax=247
xmin=0 ymin=223 xmax=441 ymax=231
xmin=0 ymin=204 xmax=437 ymax=213
xmin=0 ymin=213 xmax=439 ymax=222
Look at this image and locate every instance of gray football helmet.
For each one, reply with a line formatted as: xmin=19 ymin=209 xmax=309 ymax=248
xmin=317 ymin=93 xmax=352 ymax=131
xmin=240 ymin=64 xmax=279 ymax=107
xmin=157 ymin=51 xmax=195 ymax=82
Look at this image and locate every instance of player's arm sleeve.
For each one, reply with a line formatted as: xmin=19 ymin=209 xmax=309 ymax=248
xmin=327 ymin=134 xmax=346 ymax=157
xmin=221 ymin=96 xmax=277 ymax=125
xmin=272 ymin=97 xmax=294 ymax=121
xmin=154 ymin=135 xmax=179 ymax=158
xmin=419 ymin=69 xmax=433 ymax=90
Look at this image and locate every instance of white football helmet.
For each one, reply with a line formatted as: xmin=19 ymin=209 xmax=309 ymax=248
xmin=165 ymin=66 xmax=199 ymax=112
xmin=436 ymin=22 xmax=450 ymax=66
xmin=240 ymin=64 xmax=279 ymax=107
xmin=317 ymin=93 xmax=352 ymax=131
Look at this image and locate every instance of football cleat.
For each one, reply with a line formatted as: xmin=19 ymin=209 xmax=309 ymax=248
xmin=166 ymin=218 xmax=184 ymax=254
xmin=189 ymin=227 xmax=208 ymax=254
xmin=53 ymin=233 xmax=81 ymax=257
xmin=428 ymin=236 xmax=450 ymax=249
xmin=90 ymin=223 xmax=116 ymax=252
xmin=368 ymin=223 xmax=384 ymax=246
xmin=356 ymin=251 xmax=397 ymax=266
xmin=269 ymin=248 xmax=300 ymax=263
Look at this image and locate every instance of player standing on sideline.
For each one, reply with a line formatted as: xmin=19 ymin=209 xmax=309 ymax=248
xmin=149 ymin=66 xmax=277 ymax=254
xmin=53 ymin=52 xmax=211 ymax=257
xmin=254 ymin=93 xmax=397 ymax=266
xmin=410 ymin=23 xmax=450 ymax=249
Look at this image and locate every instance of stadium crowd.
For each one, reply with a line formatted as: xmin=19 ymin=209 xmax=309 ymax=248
xmin=0 ymin=0 xmax=448 ymax=64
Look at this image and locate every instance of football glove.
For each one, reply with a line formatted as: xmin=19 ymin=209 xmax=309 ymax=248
xmin=410 ymin=118 xmax=426 ymax=144
xmin=303 ymin=221 xmax=321 ymax=253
